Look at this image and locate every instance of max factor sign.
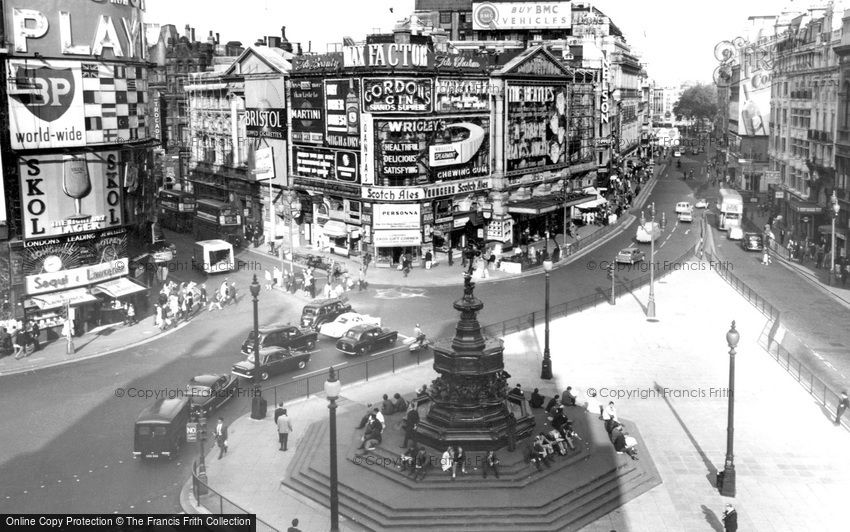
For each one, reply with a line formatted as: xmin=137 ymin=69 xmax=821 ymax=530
xmin=343 ymin=43 xmax=432 ymax=69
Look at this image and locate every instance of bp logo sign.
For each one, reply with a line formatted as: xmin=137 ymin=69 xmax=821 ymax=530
xmin=11 ymin=65 xmax=76 ymax=122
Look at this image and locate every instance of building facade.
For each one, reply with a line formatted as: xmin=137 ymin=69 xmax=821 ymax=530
xmin=0 ymin=0 xmax=158 ymax=332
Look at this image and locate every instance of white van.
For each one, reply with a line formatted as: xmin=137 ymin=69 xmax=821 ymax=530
xmin=192 ymin=239 xmax=235 ymax=274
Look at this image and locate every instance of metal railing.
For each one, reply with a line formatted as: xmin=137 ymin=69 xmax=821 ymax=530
xmin=191 ymin=461 xmax=280 ymax=532
xmin=704 ymin=225 xmax=848 ymax=430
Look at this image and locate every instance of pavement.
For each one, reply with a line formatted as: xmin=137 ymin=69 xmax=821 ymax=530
xmin=181 ymin=256 xmax=850 ymax=531
xmin=0 ymin=172 xmax=657 ymax=378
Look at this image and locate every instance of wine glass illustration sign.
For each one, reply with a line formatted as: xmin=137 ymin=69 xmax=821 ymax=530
xmin=62 ymin=155 xmax=92 ymax=221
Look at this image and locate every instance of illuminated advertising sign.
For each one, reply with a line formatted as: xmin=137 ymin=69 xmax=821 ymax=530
xmin=505 ymin=83 xmax=570 ymax=175
xmin=7 ymin=59 xmax=150 ymax=149
xmin=151 ymin=89 xmax=163 ymax=146
xmin=738 ymin=68 xmax=770 ymax=136
xmin=373 ymin=204 xmax=421 ymax=230
xmin=473 ymin=2 xmax=572 ymax=31
xmin=293 ymin=146 xmax=359 ymax=183
xmin=343 ymin=43 xmax=432 ymax=69
xmin=572 ymin=11 xmax=609 ymax=37
xmin=4 ymin=0 xmax=148 ymax=62
xmin=21 ymin=227 xmax=128 ymax=275
xmin=600 ymin=51 xmax=610 ymax=125
xmin=360 ymin=113 xmax=375 ymax=185
xmin=292 ymin=52 xmax=343 ymax=73
xmin=290 ymin=78 xmax=325 ymax=144
xmin=325 ymin=78 xmax=360 ymax=148
xmin=25 ymin=258 xmax=129 ymax=295
xmin=19 ymin=151 xmax=124 ymax=239
xmin=363 ymin=78 xmax=433 ymax=114
xmin=434 ymin=78 xmax=491 ymax=113
xmin=244 ymin=108 xmax=286 ymax=139
xmin=374 ymin=116 xmax=490 ymax=184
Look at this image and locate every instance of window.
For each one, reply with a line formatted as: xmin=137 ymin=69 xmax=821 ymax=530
xmin=459 ymin=11 xmax=472 ymax=24
xmin=439 ymin=11 xmax=452 ymax=24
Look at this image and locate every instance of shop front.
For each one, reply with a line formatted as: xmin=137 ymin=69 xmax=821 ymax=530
xmin=373 ymin=229 xmax=422 ymax=268
xmin=314 ymin=197 xmax=363 ymax=257
xmin=781 ymin=196 xmax=822 ymax=243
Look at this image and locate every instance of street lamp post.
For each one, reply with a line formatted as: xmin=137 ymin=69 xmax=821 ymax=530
xmin=196 ymin=415 xmax=208 ymax=495
xmin=610 ymin=257 xmax=616 ymax=305
xmin=830 ymin=191 xmax=840 ymax=286
xmin=325 ymin=367 xmax=342 ymax=531
xmin=288 ymin=193 xmax=302 ymax=278
xmin=540 ymin=258 xmax=554 ymax=380
xmin=249 ymin=275 xmax=266 ymax=419
xmin=720 ymin=320 xmax=740 ymax=497
xmin=647 ymin=202 xmax=657 ymax=320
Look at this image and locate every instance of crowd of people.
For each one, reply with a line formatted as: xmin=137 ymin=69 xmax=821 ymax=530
xmin=0 ymin=320 xmax=40 ymax=360
xmin=154 ymin=279 xmax=237 ymax=331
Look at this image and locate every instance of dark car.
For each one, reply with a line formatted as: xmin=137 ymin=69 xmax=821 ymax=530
xmin=232 ymin=347 xmax=311 ymax=381
xmin=336 ymin=324 xmax=399 ymax=357
xmin=186 ymin=374 xmax=238 ymax=416
xmin=300 ymin=297 xmax=354 ymax=330
xmin=241 ymin=324 xmax=317 ymax=356
xmin=741 ymin=233 xmax=764 ymax=252
xmin=133 ymin=397 xmax=190 ymax=460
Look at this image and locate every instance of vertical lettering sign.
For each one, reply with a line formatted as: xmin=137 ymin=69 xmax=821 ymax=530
xmin=19 ymin=151 xmax=123 ymax=239
xmin=290 ymin=78 xmax=325 ymax=144
xmin=374 ymin=116 xmax=491 ymax=184
xmin=434 ymin=78 xmax=491 ymax=113
xmin=504 ymin=83 xmax=570 ymax=175
xmin=360 ymin=113 xmax=375 ymax=185
xmin=600 ymin=51 xmax=610 ymax=125
xmin=325 ymin=78 xmax=361 ymax=148
xmin=0 ymin=147 xmax=6 ymax=229
xmin=151 ymin=89 xmax=163 ymax=146
xmin=363 ymin=78 xmax=433 ymax=114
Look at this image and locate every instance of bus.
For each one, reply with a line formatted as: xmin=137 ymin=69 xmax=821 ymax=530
xmin=193 ymin=198 xmax=243 ymax=247
xmin=717 ymin=188 xmax=743 ymax=231
xmin=157 ymin=190 xmax=196 ymax=233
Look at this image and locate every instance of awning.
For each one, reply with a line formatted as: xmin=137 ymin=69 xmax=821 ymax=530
xmin=25 ymin=289 xmax=98 ymax=310
xmin=91 ymin=278 xmax=148 ymax=298
xmin=577 ymin=196 xmax=609 ymax=209
xmin=819 ymin=225 xmax=848 ymax=239
xmin=321 ymin=220 xmax=349 ymax=238
xmin=507 ymin=197 xmax=562 ymax=215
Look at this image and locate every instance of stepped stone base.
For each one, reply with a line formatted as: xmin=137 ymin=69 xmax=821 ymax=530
xmin=282 ymin=399 xmax=662 ymax=531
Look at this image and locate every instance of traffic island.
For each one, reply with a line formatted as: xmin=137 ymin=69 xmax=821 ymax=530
xmin=282 ymin=405 xmax=661 ymax=532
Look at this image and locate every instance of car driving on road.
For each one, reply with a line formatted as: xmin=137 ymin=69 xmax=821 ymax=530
xmin=318 ymin=312 xmax=382 ymax=338
xmin=241 ymin=324 xmax=316 ymax=356
xmin=336 ymin=324 xmax=399 ymax=357
xmin=232 ymin=347 xmax=311 ymax=381
xmin=741 ymin=233 xmax=764 ymax=251
xmin=186 ymin=374 xmax=239 ymax=416
xmin=615 ymin=247 xmax=646 ymax=264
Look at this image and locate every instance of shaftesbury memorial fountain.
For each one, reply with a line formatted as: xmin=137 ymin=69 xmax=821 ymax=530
xmin=413 ymin=246 xmax=536 ymax=451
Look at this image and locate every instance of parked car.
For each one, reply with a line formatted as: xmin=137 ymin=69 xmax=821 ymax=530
xmin=232 ymin=347 xmax=311 ymax=381
xmin=241 ymin=324 xmax=316 ymax=356
xmin=741 ymin=233 xmax=764 ymax=251
xmin=678 ymin=211 xmax=693 ymax=223
xmin=728 ymin=226 xmax=744 ymax=241
xmin=300 ymin=297 xmax=354 ymax=330
xmin=186 ymin=374 xmax=238 ymax=417
xmin=336 ymin=324 xmax=399 ymax=357
xmin=133 ymin=397 xmax=190 ymax=460
xmin=318 ymin=312 xmax=382 ymax=338
xmin=675 ymin=202 xmax=693 ymax=214
xmin=636 ymin=221 xmax=661 ymax=243
xmin=615 ymin=247 xmax=646 ymax=264
xmin=673 ymin=150 xmax=682 ymax=157
xmin=694 ymin=198 xmax=708 ymax=209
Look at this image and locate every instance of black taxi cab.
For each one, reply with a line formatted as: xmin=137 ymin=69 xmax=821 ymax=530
xmin=133 ymin=397 xmax=191 ymax=460
xmin=300 ymin=297 xmax=354 ymax=330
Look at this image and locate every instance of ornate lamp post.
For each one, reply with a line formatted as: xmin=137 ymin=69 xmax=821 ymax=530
xmin=249 ymin=275 xmax=266 ymax=419
xmin=720 ymin=320 xmax=740 ymax=497
xmin=540 ymin=258 xmax=554 ymax=379
xmin=196 ymin=414 xmax=208 ymax=495
xmin=830 ymin=191 xmax=840 ymax=285
xmin=325 ymin=366 xmax=342 ymax=531
xmin=647 ymin=202 xmax=657 ymax=320
xmin=288 ymin=192 xmax=302 ymax=277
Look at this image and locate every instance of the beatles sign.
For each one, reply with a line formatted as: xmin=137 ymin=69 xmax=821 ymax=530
xmin=19 ymin=151 xmax=124 ymax=239
xmin=5 ymin=0 xmax=149 ymax=62
xmin=363 ymin=78 xmax=433 ymax=113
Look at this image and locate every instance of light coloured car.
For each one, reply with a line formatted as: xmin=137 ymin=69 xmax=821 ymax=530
xmin=728 ymin=226 xmax=744 ymax=241
xmin=695 ymin=198 xmax=708 ymax=209
xmin=318 ymin=312 xmax=382 ymax=338
xmin=678 ymin=211 xmax=693 ymax=223
xmin=635 ymin=221 xmax=661 ymax=243
xmin=616 ymin=247 xmax=646 ymax=264
xmin=675 ymin=202 xmax=693 ymax=214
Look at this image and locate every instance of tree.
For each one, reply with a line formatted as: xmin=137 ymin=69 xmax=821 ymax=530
xmin=673 ymin=84 xmax=718 ymax=121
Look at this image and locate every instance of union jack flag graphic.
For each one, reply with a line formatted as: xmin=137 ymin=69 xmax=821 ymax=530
xmin=82 ymin=63 xmax=99 ymax=78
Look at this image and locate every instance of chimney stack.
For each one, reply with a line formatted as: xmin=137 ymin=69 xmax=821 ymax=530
xmin=185 ymin=24 xmax=191 ymax=39
xmin=255 ymin=38 xmax=265 ymax=47
xmin=267 ymin=36 xmax=281 ymax=48
xmin=216 ymin=32 xmax=220 ymax=44
xmin=190 ymin=27 xmax=195 ymax=42
xmin=281 ymin=26 xmax=288 ymax=41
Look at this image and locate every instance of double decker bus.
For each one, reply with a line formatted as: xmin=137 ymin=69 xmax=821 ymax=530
xmin=193 ymin=199 xmax=243 ymax=247
xmin=157 ymin=190 xmax=196 ymax=233
xmin=717 ymin=188 xmax=744 ymax=231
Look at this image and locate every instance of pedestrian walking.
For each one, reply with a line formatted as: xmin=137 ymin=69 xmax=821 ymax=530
xmin=841 ymin=260 xmax=849 ymax=287
xmin=836 ymin=391 xmax=849 ymax=425
xmin=761 ymin=249 xmax=771 ymax=266
xmin=229 ymin=281 xmax=238 ymax=304
xmin=27 ymin=320 xmax=40 ymax=352
xmin=277 ymin=409 xmax=293 ymax=451
xmin=219 ymin=279 xmax=229 ymax=305
xmin=208 ymin=292 xmax=223 ymax=312
xmin=199 ymin=284 xmax=208 ymax=306
xmin=214 ymin=417 xmax=228 ymax=459
xmin=185 ymin=291 xmax=195 ymax=317
xmin=363 ymin=252 xmax=372 ymax=273
xmin=154 ymin=304 xmax=163 ymax=327
xmin=274 ymin=403 xmax=285 ymax=423
xmin=264 ymin=269 xmax=273 ymax=291
xmin=125 ymin=303 xmax=136 ymax=325
xmin=482 ymin=450 xmax=500 ymax=479
xmin=722 ymin=503 xmax=738 ymax=532
xmin=401 ymin=402 xmax=419 ymax=448
xmin=358 ymin=266 xmax=366 ymax=291
xmin=286 ymin=519 xmax=302 ymax=532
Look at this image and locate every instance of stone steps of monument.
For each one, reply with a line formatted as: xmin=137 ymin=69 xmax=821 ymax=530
xmin=347 ymin=441 xmax=592 ymax=489
xmin=289 ymin=451 xmax=653 ymax=531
